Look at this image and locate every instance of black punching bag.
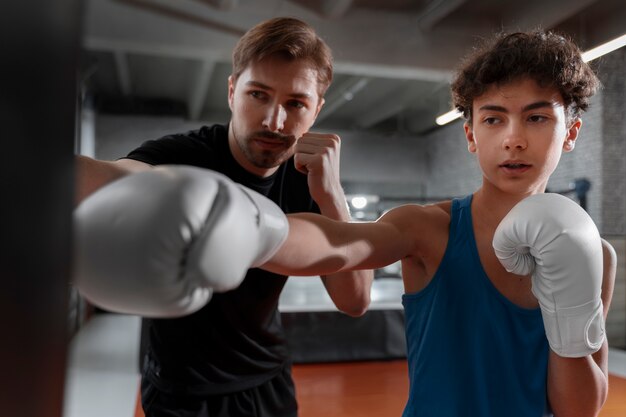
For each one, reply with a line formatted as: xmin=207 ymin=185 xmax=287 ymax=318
xmin=0 ymin=1 xmax=82 ymax=417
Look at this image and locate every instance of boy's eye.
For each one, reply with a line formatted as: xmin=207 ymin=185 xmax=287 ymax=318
xmin=483 ymin=117 xmax=500 ymax=125
xmin=528 ymin=115 xmax=547 ymax=123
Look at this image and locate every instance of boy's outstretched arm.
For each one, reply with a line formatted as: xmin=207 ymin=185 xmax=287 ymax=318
xmin=263 ymin=209 xmax=414 ymax=278
xmin=75 ymin=155 xmax=151 ymax=205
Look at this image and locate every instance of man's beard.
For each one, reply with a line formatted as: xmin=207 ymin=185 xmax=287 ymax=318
xmin=238 ymin=131 xmax=295 ymax=169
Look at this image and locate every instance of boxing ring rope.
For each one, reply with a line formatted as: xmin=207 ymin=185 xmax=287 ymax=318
xmin=350 ymin=177 xmax=592 ymax=217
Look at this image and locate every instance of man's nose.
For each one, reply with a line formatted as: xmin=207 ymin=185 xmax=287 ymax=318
xmin=262 ymin=104 xmax=286 ymax=132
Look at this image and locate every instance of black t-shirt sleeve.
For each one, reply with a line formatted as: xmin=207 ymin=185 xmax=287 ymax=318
xmin=124 ymin=127 xmax=222 ymax=169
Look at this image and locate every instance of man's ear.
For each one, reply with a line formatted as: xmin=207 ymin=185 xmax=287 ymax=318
xmin=464 ymin=122 xmax=477 ymax=153
xmin=227 ymin=75 xmax=236 ymax=111
xmin=563 ymin=118 xmax=582 ymax=152
xmin=313 ymin=97 xmax=325 ymax=121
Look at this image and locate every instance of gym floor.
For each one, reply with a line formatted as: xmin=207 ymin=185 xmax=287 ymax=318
xmin=64 ymin=314 xmax=626 ymax=417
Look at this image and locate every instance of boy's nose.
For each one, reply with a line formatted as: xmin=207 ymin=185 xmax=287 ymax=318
xmin=502 ymin=124 xmax=528 ymax=150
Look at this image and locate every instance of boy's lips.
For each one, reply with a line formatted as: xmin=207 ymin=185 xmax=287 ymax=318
xmin=499 ymin=160 xmax=531 ymax=174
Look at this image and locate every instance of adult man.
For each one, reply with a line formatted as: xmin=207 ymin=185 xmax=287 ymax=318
xmin=75 ymin=17 xmax=373 ymax=417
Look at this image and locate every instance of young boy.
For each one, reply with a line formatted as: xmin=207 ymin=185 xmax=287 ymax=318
xmin=264 ymin=30 xmax=616 ymax=416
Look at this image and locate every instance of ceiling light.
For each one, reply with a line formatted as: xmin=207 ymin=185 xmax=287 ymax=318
xmin=434 ymin=32 xmax=626 ymax=126
xmin=435 ymin=109 xmax=462 ymax=126
xmin=347 ymin=194 xmax=380 ymax=211
xmin=581 ymin=33 xmax=626 ymax=62
xmin=351 ymin=196 xmax=369 ymax=209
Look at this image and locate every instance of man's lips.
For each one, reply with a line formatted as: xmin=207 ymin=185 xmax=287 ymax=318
xmin=253 ymin=137 xmax=288 ymax=150
xmin=251 ymin=132 xmax=293 ymax=149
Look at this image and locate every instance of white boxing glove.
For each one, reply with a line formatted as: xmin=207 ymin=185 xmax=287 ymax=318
xmin=493 ymin=193 xmax=604 ymax=357
xmin=73 ymin=165 xmax=288 ymax=318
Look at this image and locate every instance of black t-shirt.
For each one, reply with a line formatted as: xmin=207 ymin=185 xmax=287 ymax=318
xmin=125 ymin=124 xmax=319 ymax=395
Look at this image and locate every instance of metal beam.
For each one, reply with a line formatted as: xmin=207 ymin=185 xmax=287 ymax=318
xmin=113 ymin=0 xmax=245 ymax=36
xmin=188 ymin=60 xmax=215 ymax=120
xmin=321 ymin=0 xmax=353 ymax=19
xmin=316 ymin=76 xmax=371 ymax=123
xmin=113 ymin=50 xmax=132 ymax=96
xmin=501 ymin=0 xmax=597 ymax=31
xmin=192 ymin=0 xmax=239 ymax=10
xmin=289 ymin=0 xmax=353 ymax=18
xmin=334 ymin=61 xmax=452 ymax=82
xmin=355 ymin=83 xmax=426 ymax=129
xmin=84 ymin=37 xmax=230 ymax=61
xmin=416 ymin=0 xmax=468 ymax=32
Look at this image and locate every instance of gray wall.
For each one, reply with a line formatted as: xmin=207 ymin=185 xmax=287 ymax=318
xmin=599 ymin=49 xmax=626 ymax=236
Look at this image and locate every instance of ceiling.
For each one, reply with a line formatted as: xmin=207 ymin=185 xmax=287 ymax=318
xmin=80 ymin=0 xmax=626 ymax=135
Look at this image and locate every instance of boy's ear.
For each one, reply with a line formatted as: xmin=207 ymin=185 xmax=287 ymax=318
xmin=563 ymin=118 xmax=582 ymax=152
xmin=464 ymin=122 xmax=477 ymax=153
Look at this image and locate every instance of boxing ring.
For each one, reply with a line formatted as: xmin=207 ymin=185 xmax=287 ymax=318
xmin=280 ymin=276 xmax=406 ymax=362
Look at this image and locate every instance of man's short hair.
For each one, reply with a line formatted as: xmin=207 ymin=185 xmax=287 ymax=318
xmin=232 ymin=17 xmax=333 ymax=98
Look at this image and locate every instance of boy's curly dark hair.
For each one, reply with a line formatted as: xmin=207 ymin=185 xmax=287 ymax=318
xmin=451 ymin=30 xmax=600 ymax=124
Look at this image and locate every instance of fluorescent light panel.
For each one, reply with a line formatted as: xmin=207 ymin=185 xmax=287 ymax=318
xmin=582 ymin=33 xmax=626 ymax=62
xmin=436 ymin=109 xmax=462 ymax=126
xmin=435 ymin=33 xmax=626 ymax=126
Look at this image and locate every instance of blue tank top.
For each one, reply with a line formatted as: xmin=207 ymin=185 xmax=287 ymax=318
xmin=402 ymin=195 xmax=551 ymax=417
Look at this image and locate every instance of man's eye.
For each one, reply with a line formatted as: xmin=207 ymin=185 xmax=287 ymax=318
xmin=288 ymin=100 xmax=305 ymax=109
xmin=250 ymin=91 xmax=266 ymax=99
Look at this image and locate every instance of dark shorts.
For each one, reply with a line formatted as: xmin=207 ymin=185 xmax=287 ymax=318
xmin=141 ymin=367 xmax=298 ymax=417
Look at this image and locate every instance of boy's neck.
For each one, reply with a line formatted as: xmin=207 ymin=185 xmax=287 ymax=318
xmin=472 ymin=185 xmax=543 ymax=228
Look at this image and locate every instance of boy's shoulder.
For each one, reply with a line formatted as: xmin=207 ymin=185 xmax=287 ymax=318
xmin=386 ymin=200 xmax=451 ymax=223
xmin=385 ymin=200 xmax=452 ymax=245
xmin=387 ymin=202 xmax=452 ymax=290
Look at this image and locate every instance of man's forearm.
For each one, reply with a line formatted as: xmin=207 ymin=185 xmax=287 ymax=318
xmin=321 ymin=270 xmax=373 ymax=316
xmin=318 ymin=191 xmax=374 ymax=317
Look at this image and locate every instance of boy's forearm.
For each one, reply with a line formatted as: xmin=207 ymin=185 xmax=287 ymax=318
xmin=547 ymin=346 xmax=608 ymax=417
xmin=75 ymin=155 xmax=151 ymax=206
xmin=263 ymin=214 xmax=352 ymax=276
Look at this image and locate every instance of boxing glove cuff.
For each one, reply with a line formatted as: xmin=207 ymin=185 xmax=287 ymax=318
xmin=238 ymin=186 xmax=289 ymax=267
xmin=539 ymin=297 xmax=605 ymax=357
